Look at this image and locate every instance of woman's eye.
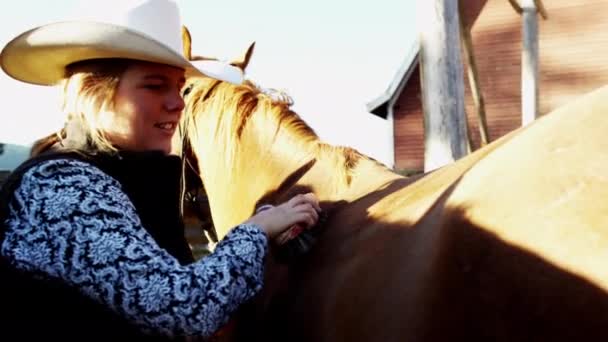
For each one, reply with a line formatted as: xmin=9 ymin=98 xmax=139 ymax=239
xmin=144 ymin=84 xmax=164 ymax=90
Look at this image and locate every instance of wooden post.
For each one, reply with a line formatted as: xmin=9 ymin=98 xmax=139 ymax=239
xmin=418 ymin=0 xmax=469 ymax=172
xmin=521 ymin=0 xmax=540 ymax=126
xmin=459 ymin=1 xmax=490 ymax=147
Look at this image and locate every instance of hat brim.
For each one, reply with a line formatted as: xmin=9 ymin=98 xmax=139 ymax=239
xmin=0 ymin=21 xmax=244 ymax=86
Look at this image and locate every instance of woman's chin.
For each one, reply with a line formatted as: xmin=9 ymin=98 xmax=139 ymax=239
xmin=143 ymin=142 xmax=172 ymax=154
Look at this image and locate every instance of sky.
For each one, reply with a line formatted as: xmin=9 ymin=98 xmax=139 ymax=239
xmin=0 ymin=0 xmax=417 ymax=167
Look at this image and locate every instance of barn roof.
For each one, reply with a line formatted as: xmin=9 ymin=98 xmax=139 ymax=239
xmin=366 ymin=0 xmax=488 ymax=119
xmin=366 ymin=42 xmax=419 ymax=119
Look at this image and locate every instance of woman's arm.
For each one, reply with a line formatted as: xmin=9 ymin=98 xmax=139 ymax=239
xmin=1 ymin=158 xmax=267 ymax=337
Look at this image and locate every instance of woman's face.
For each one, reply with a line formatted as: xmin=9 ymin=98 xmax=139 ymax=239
xmin=104 ymin=61 xmax=186 ymax=154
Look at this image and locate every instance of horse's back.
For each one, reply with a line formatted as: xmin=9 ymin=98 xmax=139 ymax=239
xmin=291 ymin=85 xmax=608 ymax=341
xmin=446 ymin=83 xmax=608 ymax=283
xmin=422 ymin=84 xmax=608 ymax=340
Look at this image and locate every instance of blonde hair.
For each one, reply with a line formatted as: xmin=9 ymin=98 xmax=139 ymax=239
xmin=31 ymin=59 xmax=131 ymax=156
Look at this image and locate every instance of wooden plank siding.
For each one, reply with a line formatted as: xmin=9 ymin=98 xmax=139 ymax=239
xmin=393 ymin=0 xmax=608 ymax=171
xmin=393 ymin=64 xmax=424 ymax=172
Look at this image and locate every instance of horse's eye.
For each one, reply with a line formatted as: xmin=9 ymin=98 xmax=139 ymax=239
xmin=182 ymin=84 xmax=194 ymax=98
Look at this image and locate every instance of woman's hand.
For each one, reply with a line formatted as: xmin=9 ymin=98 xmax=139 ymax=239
xmin=245 ymin=193 xmax=321 ymax=239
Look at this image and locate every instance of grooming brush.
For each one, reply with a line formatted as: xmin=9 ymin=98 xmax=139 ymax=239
xmin=255 ymin=204 xmax=327 ymax=263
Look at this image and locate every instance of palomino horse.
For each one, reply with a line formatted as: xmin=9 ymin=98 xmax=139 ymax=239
xmin=181 ymin=49 xmax=608 ymax=342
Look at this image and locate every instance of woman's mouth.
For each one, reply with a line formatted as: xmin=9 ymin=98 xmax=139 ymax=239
xmin=154 ymin=122 xmax=177 ymax=133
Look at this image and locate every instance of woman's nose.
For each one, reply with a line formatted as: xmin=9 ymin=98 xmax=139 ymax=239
xmin=166 ymin=90 xmax=185 ymax=113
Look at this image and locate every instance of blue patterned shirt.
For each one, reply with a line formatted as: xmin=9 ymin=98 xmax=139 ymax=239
xmin=1 ymin=158 xmax=268 ymax=337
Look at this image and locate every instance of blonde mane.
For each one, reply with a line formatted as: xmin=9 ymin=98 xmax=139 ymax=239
xmin=183 ymin=77 xmax=374 ymax=190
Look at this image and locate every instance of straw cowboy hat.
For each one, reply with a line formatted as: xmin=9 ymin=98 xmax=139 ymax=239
xmin=0 ymin=0 xmax=243 ymax=86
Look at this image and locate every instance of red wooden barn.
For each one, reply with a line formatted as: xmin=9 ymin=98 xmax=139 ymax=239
xmin=368 ymin=0 xmax=608 ymax=172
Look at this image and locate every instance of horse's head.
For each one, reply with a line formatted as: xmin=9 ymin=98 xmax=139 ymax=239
xmin=179 ymin=30 xmax=398 ymax=239
xmin=180 ymin=39 xmax=319 ymax=238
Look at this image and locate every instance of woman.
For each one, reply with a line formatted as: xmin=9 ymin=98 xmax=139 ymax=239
xmin=0 ymin=0 xmax=320 ymax=339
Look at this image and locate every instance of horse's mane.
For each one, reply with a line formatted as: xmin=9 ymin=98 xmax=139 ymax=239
xmin=186 ymin=78 xmax=315 ymax=138
xmin=183 ymin=77 xmax=384 ymax=188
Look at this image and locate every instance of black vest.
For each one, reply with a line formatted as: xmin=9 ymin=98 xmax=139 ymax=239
xmin=0 ymin=149 xmax=195 ymax=340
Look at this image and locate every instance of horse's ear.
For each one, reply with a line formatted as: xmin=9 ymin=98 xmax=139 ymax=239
xmin=183 ymin=26 xmax=219 ymax=62
xmin=182 ymin=25 xmax=193 ymax=60
xmin=231 ymin=42 xmax=256 ymax=71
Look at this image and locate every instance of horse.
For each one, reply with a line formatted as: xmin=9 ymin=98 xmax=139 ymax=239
xmin=180 ymin=45 xmax=608 ymax=341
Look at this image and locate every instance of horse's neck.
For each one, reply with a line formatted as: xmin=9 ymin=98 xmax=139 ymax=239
xmin=300 ymin=146 xmax=404 ymax=205
xmin=201 ymin=114 xmax=401 ymax=237
xmin=206 ymin=145 xmax=400 ymax=234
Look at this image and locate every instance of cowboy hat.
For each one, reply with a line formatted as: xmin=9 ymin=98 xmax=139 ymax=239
xmin=0 ymin=0 xmax=244 ymax=86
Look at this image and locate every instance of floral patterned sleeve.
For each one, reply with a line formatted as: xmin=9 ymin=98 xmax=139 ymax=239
xmin=0 ymin=158 xmax=268 ymax=337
